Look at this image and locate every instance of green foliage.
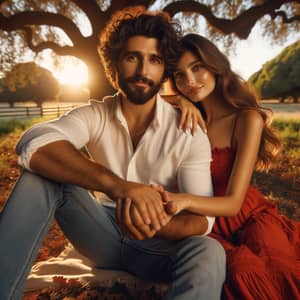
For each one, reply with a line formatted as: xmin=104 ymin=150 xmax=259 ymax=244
xmin=0 ymin=62 xmax=60 ymax=107
xmin=273 ymin=118 xmax=300 ymax=142
xmin=249 ymin=41 xmax=300 ymax=102
xmin=0 ymin=117 xmax=51 ymax=136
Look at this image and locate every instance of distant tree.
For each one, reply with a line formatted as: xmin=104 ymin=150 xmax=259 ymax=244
xmin=0 ymin=0 xmax=299 ymax=98
xmin=1 ymin=62 xmax=60 ymax=107
xmin=249 ymin=40 xmax=300 ymax=103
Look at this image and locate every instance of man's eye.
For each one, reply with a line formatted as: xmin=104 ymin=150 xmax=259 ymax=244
xmin=125 ymin=55 xmax=137 ymax=62
xmin=150 ymin=56 xmax=163 ymax=64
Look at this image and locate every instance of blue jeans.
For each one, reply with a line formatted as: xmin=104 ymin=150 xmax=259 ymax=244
xmin=0 ymin=170 xmax=226 ymax=299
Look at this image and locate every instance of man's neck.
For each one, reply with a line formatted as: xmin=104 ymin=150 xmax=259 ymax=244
xmin=120 ymin=94 xmax=157 ymax=150
xmin=120 ymin=94 xmax=157 ymax=127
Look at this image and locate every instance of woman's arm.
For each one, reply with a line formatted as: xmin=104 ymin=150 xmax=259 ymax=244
xmin=165 ymin=110 xmax=264 ymax=217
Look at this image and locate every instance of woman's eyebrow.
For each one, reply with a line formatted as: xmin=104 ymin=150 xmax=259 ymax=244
xmin=174 ymin=59 xmax=202 ymax=72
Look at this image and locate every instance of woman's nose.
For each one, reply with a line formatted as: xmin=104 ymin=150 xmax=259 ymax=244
xmin=186 ymin=75 xmax=196 ymax=86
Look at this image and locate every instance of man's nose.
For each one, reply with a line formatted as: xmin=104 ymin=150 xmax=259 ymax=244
xmin=136 ymin=59 xmax=148 ymax=76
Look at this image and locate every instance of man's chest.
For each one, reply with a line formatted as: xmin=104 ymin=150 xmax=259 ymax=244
xmin=87 ymin=127 xmax=188 ymax=191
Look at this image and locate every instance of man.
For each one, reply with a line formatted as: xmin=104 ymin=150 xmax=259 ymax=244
xmin=0 ymin=8 xmax=225 ymax=300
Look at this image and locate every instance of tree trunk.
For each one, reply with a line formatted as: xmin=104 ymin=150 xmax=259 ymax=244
xmin=84 ymin=52 xmax=115 ymax=100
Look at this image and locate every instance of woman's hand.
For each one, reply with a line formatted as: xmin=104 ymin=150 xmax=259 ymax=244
xmin=150 ymin=184 xmax=189 ymax=216
xmin=163 ymin=192 xmax=190 ymax=215
xmin=161 ymin=95 xmax=206 ymax=135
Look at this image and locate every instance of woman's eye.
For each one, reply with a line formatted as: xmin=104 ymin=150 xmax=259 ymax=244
xmin=192 ymin=63 xmax=204 ymax=72
xmin=174 ymin=72 xmax=184 ymax=80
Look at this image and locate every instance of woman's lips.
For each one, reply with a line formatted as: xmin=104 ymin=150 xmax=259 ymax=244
xmin=188 ymin=85 xmax=204 ymax=94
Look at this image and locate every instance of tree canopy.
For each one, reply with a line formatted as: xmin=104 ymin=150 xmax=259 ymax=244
xmin=0 ymin=0 xmax=300 ymax=98
xmin=0 ymin=62 xmax=60 ymax=106
xmin=249 ymin=40 xmax=300 ymax=102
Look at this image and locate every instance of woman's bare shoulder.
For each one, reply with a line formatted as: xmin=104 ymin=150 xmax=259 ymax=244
xmin=237 ymin=109 xmax=264 ymax=128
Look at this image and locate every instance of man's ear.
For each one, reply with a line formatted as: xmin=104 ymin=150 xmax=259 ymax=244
xmin=162 ymin=76 xmax=169 ymax=83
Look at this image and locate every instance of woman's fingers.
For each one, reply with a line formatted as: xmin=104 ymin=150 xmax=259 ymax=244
xmin=197 ymin=113 xmax=207 ymax=134
xmin=180 ymin=109 xmax=202 ymax=135
xmin=192 ymin=113 xmax=198 ymax=135
xmin=150 ymin=184 xmax=164 ymax=193
xmin=179 ymin=108 xmax=188 ymax=130
xmin=165 ymin=201 xmax=178 ymax=215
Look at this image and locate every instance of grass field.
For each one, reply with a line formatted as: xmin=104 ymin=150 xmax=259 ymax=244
xmin=0 ymin=114 xmax=299 ymax=299
xmin=0 ymin=115 xmax=299 ymax=225
xmin=252 ymin=117 xmax=300 ymax=220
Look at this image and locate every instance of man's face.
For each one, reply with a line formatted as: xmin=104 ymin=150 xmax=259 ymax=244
xmin=117 ymin=36 xmax=165 ymax=105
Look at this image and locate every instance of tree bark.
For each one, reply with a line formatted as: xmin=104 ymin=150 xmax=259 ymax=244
xmin=85 ymin=56 xmax=114 ymax=99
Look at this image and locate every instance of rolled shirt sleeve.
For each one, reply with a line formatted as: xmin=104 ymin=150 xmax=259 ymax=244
xmin=177 ymin=129 xmax=215 ymax=235
xmin=16 ymin=103 xmax=99 ymax=171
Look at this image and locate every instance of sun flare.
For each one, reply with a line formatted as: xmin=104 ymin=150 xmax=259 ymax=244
xmin=54 ymin=59 xmax=88 ymax=86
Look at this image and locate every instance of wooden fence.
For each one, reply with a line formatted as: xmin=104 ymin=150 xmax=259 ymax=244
xmin=0 ymin=103 xmax=80 ymax=119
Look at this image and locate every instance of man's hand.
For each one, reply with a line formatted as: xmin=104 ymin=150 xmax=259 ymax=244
xmin=113 ymin=181 xmax=169 ymax=231
xmin=116 ymin=198 xmax=156 ymax=240
xmin=116 ymin=197 xmax=173 ymax=240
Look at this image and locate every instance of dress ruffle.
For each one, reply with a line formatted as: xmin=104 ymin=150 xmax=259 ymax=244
xmin=210 ymin=147 xmax=300 ymax=299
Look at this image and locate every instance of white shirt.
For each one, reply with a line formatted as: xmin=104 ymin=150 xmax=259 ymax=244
xmin=16 ymin=94 xmax=214 ymax=235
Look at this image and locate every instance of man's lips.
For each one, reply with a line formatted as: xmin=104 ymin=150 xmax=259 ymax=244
xmin=131 ymin=80 xmax=150 ymax=88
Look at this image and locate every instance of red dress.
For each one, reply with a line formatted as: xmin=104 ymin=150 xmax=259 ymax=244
xmin=209 ymin=147 xmax=300 ymax=300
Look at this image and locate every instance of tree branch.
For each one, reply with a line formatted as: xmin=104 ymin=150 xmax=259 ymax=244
xmin=0 ymin=10 xmax=83 ymax=44
xmin=21 ymin=26 xmax=77 ymax=57
xmin=71 ymin=0 xmax=105 ymax=34
xmin=163 ymin=0 xmax=299 ymax=39
xmin=107 ymin=0 xmax=155 ymax=14
xmin=271 ymin=10 xmax=300 ymax=23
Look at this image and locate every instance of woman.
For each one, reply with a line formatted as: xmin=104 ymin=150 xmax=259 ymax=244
xmin=162 ymin=34 xmax=300 ymax=300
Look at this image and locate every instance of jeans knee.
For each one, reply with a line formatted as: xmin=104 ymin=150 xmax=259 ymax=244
xmin=19 ymin=170 xmax=58 ymax=189
xmin=204 ymin=237 xmax=226 ymax=272
xmin=16 ymin=170 xmax=64 ymax=206
xmin=185 ymin=236 xmax=226 ymax=280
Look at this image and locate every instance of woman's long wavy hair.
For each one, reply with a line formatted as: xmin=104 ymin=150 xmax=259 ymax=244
xmin=173 ymin=33 xmax=281 ymax=171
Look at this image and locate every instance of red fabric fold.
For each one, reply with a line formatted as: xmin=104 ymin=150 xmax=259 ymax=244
xmin=209 ymin=147 xmax=300 ymax=299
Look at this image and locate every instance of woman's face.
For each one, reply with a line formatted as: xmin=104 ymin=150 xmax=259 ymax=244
xmin=174 ymin=50 xmax=216 ymax=103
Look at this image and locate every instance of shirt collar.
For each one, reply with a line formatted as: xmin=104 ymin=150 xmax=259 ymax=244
xmin=114 ymin=93 xmax=127 ymax=127
xmin=114 ymin=92 xmax=164 ymax=130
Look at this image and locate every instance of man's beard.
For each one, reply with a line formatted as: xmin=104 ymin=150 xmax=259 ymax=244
xmin=118 ymin=74 xmax=164 ymax=105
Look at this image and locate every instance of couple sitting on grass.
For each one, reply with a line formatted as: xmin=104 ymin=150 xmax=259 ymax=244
xmin=1 ymin=6 xmax=299 ymax=300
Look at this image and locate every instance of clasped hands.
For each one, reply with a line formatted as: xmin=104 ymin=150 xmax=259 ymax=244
xmin=115 ymin=183 xmax=186 ymax=240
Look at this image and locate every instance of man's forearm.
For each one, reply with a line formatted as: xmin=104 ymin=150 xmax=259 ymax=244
xmin=30 ymin=140 xmax=124 ymax=199
xmin=30 ymin=140 xmax=168 ymax=230
xmin=156 ymin=212 xmax=208 ymax=240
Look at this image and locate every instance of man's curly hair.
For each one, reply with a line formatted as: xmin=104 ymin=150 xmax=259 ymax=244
xmin=98 ymin=6 xmax=182 ymax=89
